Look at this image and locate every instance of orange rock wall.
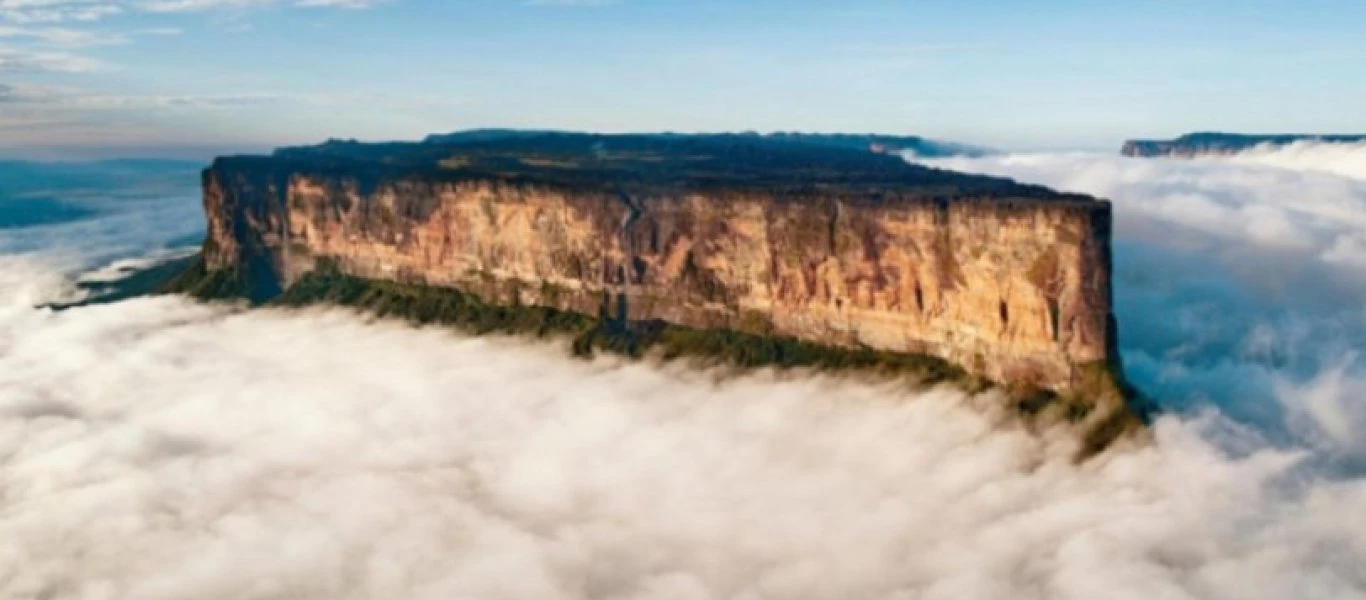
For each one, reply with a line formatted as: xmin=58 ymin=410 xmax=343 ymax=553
xmin=202 ymin=167 xmax=1115 ymax=392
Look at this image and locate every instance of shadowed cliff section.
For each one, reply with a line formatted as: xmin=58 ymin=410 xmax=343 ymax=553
xmin=173 ymin=131 xmax=1146 ymax=454
xmin=1122 ymin=132 xmax=1366 ymax=157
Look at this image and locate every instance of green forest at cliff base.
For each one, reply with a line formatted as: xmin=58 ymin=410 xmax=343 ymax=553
xmin=160 ymin=254 xmax=1145 ymax=458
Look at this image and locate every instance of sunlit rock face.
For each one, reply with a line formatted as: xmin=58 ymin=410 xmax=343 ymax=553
xmin=199 ymin=133 xmax=1117 ymax=396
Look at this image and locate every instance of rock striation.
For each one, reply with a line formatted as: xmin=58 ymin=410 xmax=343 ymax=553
xmin=184 ymin=132 xmax=1135 ymax=435
xmin=1122 ymin=132 xmax=1366 ymax=157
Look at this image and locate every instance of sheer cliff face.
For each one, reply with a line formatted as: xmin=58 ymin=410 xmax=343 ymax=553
xmin=202 ymin=166 xmax=1115 ymax=394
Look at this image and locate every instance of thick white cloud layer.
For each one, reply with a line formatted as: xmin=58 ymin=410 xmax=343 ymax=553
xmin=919 ymin=144 xmax=1366 ymax=464
xmin=1210 ymin=141 xmax=1366 ymax=182
xmin=1 ymin=279 xmax=1364 ymax=599
xmin=2 ymin=146 xmax=1366 ymax=598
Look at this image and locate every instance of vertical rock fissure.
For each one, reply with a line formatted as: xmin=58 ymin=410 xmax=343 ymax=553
xmin=1048 ymin=298 xmax=1061 ymax=343
xmin=615 ymin=191 xmax=646 ymax=315
xmin=826 ymin=199 xmax=841 ymax=256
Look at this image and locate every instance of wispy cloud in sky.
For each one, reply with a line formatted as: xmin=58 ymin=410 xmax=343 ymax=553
xmin=522 ymin=0 xmax=619 ymax=6
xmin=0 ymin=0 xmax=385 ymax=22
xmin=0 ymin=0 xmax=399 ymax=153
xmin=0 ymin=46 xmax=101 ymax=71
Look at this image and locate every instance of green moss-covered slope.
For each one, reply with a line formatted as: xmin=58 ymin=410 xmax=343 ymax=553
xmin=159 ymin=254 xmax=255 ymax=300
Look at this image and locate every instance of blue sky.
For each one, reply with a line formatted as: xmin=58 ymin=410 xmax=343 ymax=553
xmin=2 ymin=0 xmax=1365 ymax=158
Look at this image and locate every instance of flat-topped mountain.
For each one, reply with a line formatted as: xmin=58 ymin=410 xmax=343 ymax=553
xmin=172 ymin=131 xmax=1139 ymax=452
xmin=1122 ymin=132 xmax=1366 ymax=157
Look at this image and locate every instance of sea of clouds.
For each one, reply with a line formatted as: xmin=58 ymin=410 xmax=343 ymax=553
xmin=1217 ymin=140 xmax=1366 ymax=181
xmin=922 ymin=143 xmax=1366 ymax=464
xmin=2 ymin=145 xmax=1366 ymax=599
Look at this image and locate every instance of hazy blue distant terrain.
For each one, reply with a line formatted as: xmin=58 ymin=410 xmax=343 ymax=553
xmin=0 ymin=159 xmax=199 ymax=197
xmin=0 ymin=196 xmax=97 ymax=230
xmin=0 ymin=159 xmax=204 ymax=274
xmin=0 ymin=160 xmax=202 ymax=230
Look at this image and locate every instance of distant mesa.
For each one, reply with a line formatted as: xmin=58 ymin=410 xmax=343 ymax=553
xmin=1121 ymin=132 xmax=1366 ymax=158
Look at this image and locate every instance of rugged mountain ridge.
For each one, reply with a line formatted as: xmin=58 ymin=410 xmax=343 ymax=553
xmin=1122 ymin=132 xmax=1366 ymax=157
xmin=176 ymin=131 xmax=1138 ymax=444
